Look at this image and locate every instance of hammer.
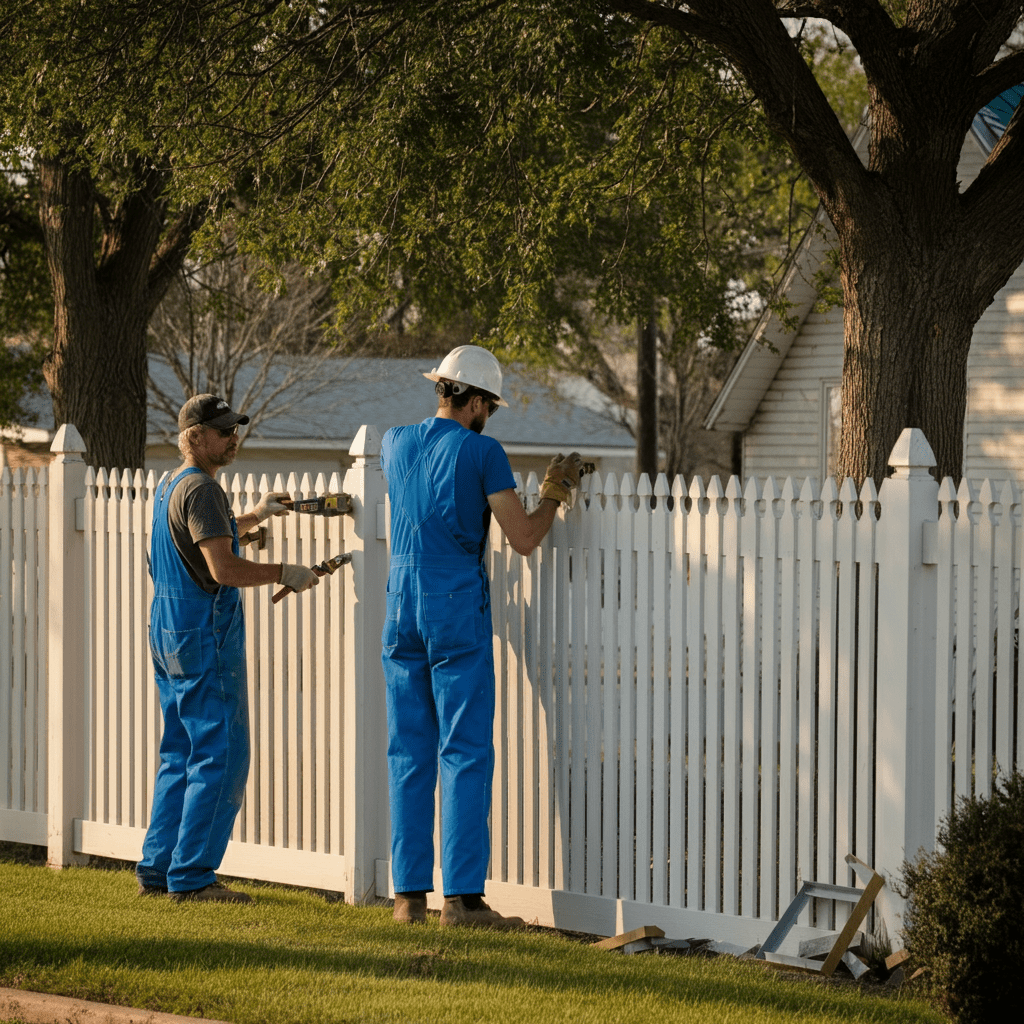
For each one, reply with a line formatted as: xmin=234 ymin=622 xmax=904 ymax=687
xmin=272 ymin=551 xmax=353 ymax=603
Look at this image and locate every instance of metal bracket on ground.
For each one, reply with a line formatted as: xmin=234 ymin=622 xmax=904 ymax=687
xmin=755 ymin=857 xmax=885 ymax=978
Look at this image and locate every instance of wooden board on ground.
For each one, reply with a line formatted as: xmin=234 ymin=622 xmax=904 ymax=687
xmin=593 ymin=925 xmax=665 ymax=950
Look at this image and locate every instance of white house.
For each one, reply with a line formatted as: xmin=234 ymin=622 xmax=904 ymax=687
xmin=704 ymin=86 xmax=1024 ymax=486
xmin=3 ymin=356 xmax=636 ymax=481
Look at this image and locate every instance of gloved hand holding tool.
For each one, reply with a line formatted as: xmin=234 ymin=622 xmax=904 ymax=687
xmin=540 ymin=452 xmax=586 ymax=505
xmin=251 ymin=491 xmax=292 ymax=523
xmin=273 ymin=552 xmax=353 ymax=603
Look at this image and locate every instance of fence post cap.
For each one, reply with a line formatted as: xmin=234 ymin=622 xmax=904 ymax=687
xmin=349 ymin=424 xmax=382 ymax=459
xmin=50 ymin=424 xmax=87 ymax=461
xmin=887 ymin=428 xmax=935 ymax=479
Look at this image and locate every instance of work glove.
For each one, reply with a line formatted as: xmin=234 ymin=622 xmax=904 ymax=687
xmin=252 ymin=491 xmax=291 ymax=523
xmin=279 ymin=562 xmax=320 ymax=594
xmin=540 ymin=452 xmax=584 ymax=505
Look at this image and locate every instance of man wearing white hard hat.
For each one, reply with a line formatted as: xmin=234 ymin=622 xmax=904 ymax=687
xmin=381 ymin=345 xmax=583 ymax=929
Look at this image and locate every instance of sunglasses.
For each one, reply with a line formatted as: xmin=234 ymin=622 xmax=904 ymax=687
xmin=486 ymin=400 xmax=499 ymax=416
xmin=211 ymin=425 xmax=238 ymax=438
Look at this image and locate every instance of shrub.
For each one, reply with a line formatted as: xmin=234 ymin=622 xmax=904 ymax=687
xmin=898 ymin=770 xmax=1024 ymax=1023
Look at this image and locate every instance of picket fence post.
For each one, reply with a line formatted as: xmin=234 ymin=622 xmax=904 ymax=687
xmin=46 ymin=424 xmax=89 ymax=868
xmin=341 ymin=425 xmax=391 ymax=902
xmin=874 ymin=428 xmax=939 ymax=903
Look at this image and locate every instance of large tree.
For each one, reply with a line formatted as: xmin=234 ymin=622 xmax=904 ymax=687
xmin=598 ymin=0 xmax=1024 ymax=483
xmin=0 ymin=1 xmax=374 ymax=468
xmin=259 ymin=0 xmax=1022 ymax=484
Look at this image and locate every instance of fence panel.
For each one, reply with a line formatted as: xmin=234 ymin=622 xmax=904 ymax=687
xmin=1 ymin=465 xmax=48 ymax=842
xmin=11 ymin=427 xmax=1024 ymax=944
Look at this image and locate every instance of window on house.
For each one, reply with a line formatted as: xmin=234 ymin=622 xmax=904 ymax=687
xmin=823 ymin=381 xmax=842 ymax=482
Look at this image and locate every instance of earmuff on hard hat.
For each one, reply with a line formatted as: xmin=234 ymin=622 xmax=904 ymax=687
xmin=434 ymin=380 xmax=471 ymax=400
xmin=422 ymin=345 xmax=509 ymax=407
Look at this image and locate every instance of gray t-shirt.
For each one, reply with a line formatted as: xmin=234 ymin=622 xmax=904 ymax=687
xmin=165 ymin=471 xmax=235 ymax=594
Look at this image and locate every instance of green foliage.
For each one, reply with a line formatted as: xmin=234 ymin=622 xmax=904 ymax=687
xmin=0 ymin=168 xmax=51 ymax=338
xmin=898 ymin=771 xmax=1024 ymax=1023
xmin=236 ymin=5 xmax=816 ymax=360
xmin=0 ymin=337 xmax=47 ymax=430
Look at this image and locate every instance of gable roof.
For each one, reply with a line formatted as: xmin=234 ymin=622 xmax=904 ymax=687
xmin=702 ymin=119 xmax=867 ymax=433
xmin=704 ymin=85 xmax=1024 ymax=434
xmin=148 ymin=356 xmax=634 ymax=457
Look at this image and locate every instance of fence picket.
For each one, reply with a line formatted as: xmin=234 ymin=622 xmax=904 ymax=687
xmin=23 ymin=470 xmax=41 ymax=816
xmin=650 ymin=475 xmax=671 ymax=906
xmin=1 ymin=468 xmax=13 ymax=812
xmin=994 ymin=480 xmax=1019 ymax=781
xmin=776 ymin=478 xmax=800 ymax=912
xmin=597 ymin=474 xmax=618 ymax=900
xmin=634 ymin=474 xmax=653 ymax=905
xmin=934 ymin=478 xmax=958 ymax=820
xmin=613 ymin=474 xmax=635 ymax=899
xmin=704 ymin=476 xmax=725 ymax=914
xmin=974 ymin=480 xmax=998 ymax=799
xmin=668 ymin=476 xmax=688 ymax=908
xmin=685 ymin=476 xmax=707 ymax=910
xmin=567 ymin=476 xmax=587 ymax=893
xmin=834 ymin=478 xmax=858 ymax=907
xmin=723 ymin=475 xmax=747 ymax=918
xmin=854 ymin=479 xmax=879 ymax=871
xmin=759 ymin=477 xmax=782 ymax=921
xmin=953 ymin=478 xmax=977 ymax=798
xmin=815 ymin=478 xmax=840 ymax=922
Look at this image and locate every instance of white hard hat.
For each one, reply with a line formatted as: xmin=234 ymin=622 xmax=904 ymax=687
xmin=422 ymin=345 xmax=508 ymax=406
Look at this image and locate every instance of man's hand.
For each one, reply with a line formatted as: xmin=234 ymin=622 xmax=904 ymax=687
xmin=252 ymin=491 xmax=291 ymax=523
xmin=540 ymin=452 xmax=584 ymax=505
xmin=279 ymin=562 xmax=320 ymax=594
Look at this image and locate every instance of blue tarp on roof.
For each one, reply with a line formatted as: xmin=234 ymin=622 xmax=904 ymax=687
xmin=972 ymin=83 xmax=1024 ymax=152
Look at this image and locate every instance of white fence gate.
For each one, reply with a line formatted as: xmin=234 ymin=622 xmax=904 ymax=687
xmin=2 ymin=424 xmax=1021 ymax=950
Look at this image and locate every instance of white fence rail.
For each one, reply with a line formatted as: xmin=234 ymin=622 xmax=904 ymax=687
xmin=3 ymin=425 xmax=1022 ymax=948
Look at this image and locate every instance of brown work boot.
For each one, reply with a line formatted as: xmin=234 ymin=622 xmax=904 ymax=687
xmin=169 ymin=881 xmax=252 ymax=904
xmin=137 ymin=882 xmax=167 ymax=897
xmin=393 ymin=894 xmax=428 ymax=924
xmin=440 ymin=896 xmax=525 ymax=930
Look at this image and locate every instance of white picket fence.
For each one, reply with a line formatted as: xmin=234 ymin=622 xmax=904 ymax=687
xmin=2 ymin=424 xmax=1021 ymax=949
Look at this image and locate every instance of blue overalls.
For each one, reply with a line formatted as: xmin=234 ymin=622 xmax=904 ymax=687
xmin=382 ymin=422 xmax=496 ymax=896
xmin=136 ymin=468 xmax=250 ymax=895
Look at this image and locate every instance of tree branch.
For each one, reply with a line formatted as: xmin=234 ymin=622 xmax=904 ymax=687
xmin=962 ymin=107 xmax=1024 ymax=305
xmin=974 ymin=49 xmax=1024 ymax=112
xmin=146 ymin=202 xmax=209 ymax=316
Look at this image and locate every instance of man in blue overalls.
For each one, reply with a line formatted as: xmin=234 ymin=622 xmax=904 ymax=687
xmin=137 ymin=394 xmax=321 ymax=903
xmin=381 ymin=347 xmax=584 ymax=928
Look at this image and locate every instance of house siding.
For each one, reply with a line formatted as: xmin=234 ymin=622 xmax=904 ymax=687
xmin=741 ymin=307 xmax=844 ymax=483
xmin=741 ymin=133 xmax=1024 ymax=487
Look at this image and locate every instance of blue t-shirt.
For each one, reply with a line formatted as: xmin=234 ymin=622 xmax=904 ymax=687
xmin=381 ymin=417 xmax=516 ymax=553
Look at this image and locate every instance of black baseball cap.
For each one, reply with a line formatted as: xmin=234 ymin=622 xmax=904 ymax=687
xmin=177 ymin=394 xmax=250 ymax=431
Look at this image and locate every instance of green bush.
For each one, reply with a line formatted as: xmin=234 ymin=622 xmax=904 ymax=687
xmin=898 ymin=770 xmax=1024 ymax=1023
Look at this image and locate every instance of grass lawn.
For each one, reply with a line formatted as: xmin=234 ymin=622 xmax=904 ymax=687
xmin=0 ymin=845 xmax=943 ymax=1024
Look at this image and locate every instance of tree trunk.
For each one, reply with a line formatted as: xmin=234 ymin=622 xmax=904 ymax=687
xmin=37 ymin=158 xmax=189 ymax=471
xmin=837 ymin=234 xmax=975 ymax=487
xmin=635 ymin=313 xmax=659 ymax=481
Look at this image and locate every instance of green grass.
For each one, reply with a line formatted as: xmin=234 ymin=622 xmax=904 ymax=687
xmin=0 ymin=847 xmax=943 ymax=1024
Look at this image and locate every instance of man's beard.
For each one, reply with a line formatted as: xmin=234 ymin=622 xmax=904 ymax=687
xmin=469 ymin=411 xmax=487 ymax=434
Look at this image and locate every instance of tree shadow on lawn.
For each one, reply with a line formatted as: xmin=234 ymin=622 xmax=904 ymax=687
xmin=0 ymin=847 xmax=934 ymax=1022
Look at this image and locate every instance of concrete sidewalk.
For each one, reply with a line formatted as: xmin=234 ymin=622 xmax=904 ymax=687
xmin=0 ymin=988 xmax=231 ymax=1024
